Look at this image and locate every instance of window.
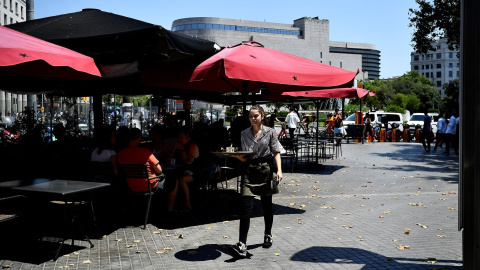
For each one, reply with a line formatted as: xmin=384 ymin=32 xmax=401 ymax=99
xmin=421 ymin=65 xmax=424 ymax=70
xmin=431 ymin=64 xmax=433 ymax=69
xmin=436 ymin=64 xmax=441 ymax=68
xmin=436 ymin=53 xmax=441 ymax=59
xmin=457 ymin=63 xmax=460 ymax=67
xmin=9 ymin=0 xmax=11 ymax=10
xmin=329 ymin=61 xmax=332 ymax=65
xmin=457 ymin=71 xmax=460 ymax=77
xmin=449 ymin=71 xmax=453 ymax=77
xmin=10 ymin=17 xmax=12 ymax=24
xmin=414 ymin=55 xmax=419 ymax=61
xmin=320 ymin=52 xmax=322 ymax=58
xmin=4 ymin=14 xmax=6 ymax=24
xmin=20 ymin=6 xmax=23 ymax=17
xmin=426 ymin=65 xmax=429 ymax=70
xmin=431 ymin=72 xmax=434 ymax=78
xmin=449 ymin=52 xmax=453 ymax=58
xmin=449 ymin=63 xmax=453 ymax=68
xmin=414 ymin=65 xmax=419 ymax=70
xmin=15 ymin=2 xmax=17 ymax=14
xmin=426 ymin=73 xmax=430 ymax=78
xmin=422 ymin=55 xmax=425 ymax=60
xmin=437 ymin=81 xmax=442 ymax=87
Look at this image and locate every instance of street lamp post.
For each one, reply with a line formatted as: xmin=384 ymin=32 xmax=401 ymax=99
xmin=431 ymin=77 xmax=436 ymax=110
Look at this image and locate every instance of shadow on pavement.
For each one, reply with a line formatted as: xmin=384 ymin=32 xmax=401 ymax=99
xmin=290 ymin=246 xmax=462 ymax=269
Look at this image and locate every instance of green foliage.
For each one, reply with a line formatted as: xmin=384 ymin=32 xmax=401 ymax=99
xmin=440 ymin=79 xmax=459 ymax=115
xmin=385 ymin=105 xmax=405 ymax=114
xmin=392 ymin=93 xmax=407 ymax=108
xmin=226 ymin=106 xmax=242 ymax=117
xmin=405 ymin=95 xmax=421 ymax=113
xmin=300 ymin=103 xmax=315 ymax=111
xmin=408 ymin=0 xmax=460 ymax=54
xmin=277 ymin=111 xmax=288 ymax=117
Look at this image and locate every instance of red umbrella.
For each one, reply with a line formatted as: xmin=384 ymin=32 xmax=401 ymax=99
xmin=189 ymin=42 xmax=357 ymax=109
xmin=282 ymin=87 xmax=375 ymax=99
xmin=0 ymin=25 xmax=101 ymax=79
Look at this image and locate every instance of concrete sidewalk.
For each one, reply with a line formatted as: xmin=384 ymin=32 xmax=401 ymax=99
xmin=0 ymin=141 xmax=462 ymax=269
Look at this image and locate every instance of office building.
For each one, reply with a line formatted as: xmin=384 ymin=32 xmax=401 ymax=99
xmin=410 ymin=38 xmax=460 ymax=97
xmin=172 ymin=17 xmax=380 ymax=81
xmin=0 ymin=0 xmax=27 ymax=120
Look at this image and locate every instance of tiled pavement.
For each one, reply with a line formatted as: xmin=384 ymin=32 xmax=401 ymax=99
xmin=0 ymin=141 xmax=462 ymax=269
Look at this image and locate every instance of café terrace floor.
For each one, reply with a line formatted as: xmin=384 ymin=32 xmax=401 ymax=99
xmin=0 ymin=141 xmax=461 ymax=270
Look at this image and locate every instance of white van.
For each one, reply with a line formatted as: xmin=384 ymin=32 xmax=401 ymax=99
xmin=406 ymin=113 xmax=439 ymax=134
xmin=344 ymin=111 xmax=404 ymax=131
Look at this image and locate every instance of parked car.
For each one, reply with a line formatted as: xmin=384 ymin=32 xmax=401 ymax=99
xmin=344 ymin=111 xmax=404 ymax=131
xmin=406 ymin=113 xmax=439 ymax=134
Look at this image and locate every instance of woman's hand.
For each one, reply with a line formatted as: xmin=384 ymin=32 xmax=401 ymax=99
xmin=276 ymin=170 xmax=283 ymax=182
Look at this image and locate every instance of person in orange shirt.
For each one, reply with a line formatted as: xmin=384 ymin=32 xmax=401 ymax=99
xmin=118 ymin=128 xmax=178 ymax=213
xmin=326 ymin=112 xmax=335 ymax=133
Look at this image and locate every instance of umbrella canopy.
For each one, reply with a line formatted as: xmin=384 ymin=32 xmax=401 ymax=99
xmin=282 ymin=87 xmax=375 ymax=99
xmin=4 ymin=8 xmax=219 ymax=95
xmin=0 ymin=25 xmax=101 ymax=79
xmin=189 ymin=42 xmax=358 ymax=94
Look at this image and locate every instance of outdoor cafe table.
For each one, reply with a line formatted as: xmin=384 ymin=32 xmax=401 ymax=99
xmin=3 ymin=179 xmax=109 ymax=261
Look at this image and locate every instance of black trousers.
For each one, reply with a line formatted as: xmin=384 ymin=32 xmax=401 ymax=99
xmin=289 ymin=128 xmax=296 ymax=139
xmin=239 ymin=195 xmax=273 ymax=244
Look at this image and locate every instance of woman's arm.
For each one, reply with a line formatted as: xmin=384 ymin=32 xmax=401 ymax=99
xmin=110 ymin=154 xmax=119 ymax=175
xmin=273 ymin=152 xmax=282 ymax=182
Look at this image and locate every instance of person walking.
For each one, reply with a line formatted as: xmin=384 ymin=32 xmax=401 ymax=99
xmin=433 ymin=112 xmax=446 ymax=151
xmin=444 ymin=112 xmax=457 ymax=155
xmin=285 ymin=108 xmax=300 ymax=139
xmin=421 ymin=111 xmax=432 ymax=152
xmin=231 ymin=105 xmax=283 ymax=258
xmin=268 ymin=109 xmax=281 ymax=128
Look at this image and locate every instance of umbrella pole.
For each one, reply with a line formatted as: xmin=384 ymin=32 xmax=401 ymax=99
xmin=50 ymin=96 xmax=53 ymax=143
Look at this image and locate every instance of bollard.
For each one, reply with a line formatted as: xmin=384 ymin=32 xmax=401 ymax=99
xmin=392 ymin=129 xmax=397 ymax=142
xmin=403 ymin=128 xmax=409 ymax=142
xmin=415 ymin=128 xmax=422 ymax=143
xmin=379 ymin=128 xmax=386 ymax=142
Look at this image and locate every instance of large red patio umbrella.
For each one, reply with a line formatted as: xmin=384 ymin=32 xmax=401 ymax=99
xmin=282 ymin=87 xmax=375 ymax=99
xmin=189 ymin=41 xmax=358 ymax=110
xmin=0 ymin=25 xmax=101 ymax=79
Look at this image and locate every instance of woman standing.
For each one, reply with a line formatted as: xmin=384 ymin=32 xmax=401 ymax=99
xmin=231 ymin=105 xmax=283 ymax=258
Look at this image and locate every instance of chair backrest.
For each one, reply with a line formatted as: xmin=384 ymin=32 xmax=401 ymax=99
xmin=90 ymin=161 xmax=114 ymax=181
xmin=118 ymin=163 xmax=154 ymax=193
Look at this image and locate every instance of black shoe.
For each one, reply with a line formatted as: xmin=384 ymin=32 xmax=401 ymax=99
xmin=263 ymin=234 xmax=273 ymax=248
xmin=231 ymin=242 xmax=247 ymax=258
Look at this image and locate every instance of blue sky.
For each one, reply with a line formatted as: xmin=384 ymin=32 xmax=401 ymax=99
xmin=35 ymin=0 xmax=419 ymax=79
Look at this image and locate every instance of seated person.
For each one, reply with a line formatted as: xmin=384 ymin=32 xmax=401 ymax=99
xmin=118 ymin=128 xmax=178 ymax=213
xmin=90 ymin=126 xmax=118 ymax=181
xmin=333 ymin=112 xmax=344 ymax=137
xmin=300 ymin=113 xmax=310 ymax=134
xmin=167 ymin=130 xmax=199 ymax=213
xmin=147 ymin=124 xmax=169 ymax=163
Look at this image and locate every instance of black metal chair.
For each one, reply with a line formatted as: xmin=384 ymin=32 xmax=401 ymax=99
xmin=118 ymin=163 xmax=165 ymax=230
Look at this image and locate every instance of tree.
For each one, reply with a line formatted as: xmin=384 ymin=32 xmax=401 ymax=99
xmin=440 ymin=79 xmax=459 ymax=115
xmin=409 ymin=0 xmax=460 ymax=54
xmin=405 ymin=94 xmax=421 ymax=113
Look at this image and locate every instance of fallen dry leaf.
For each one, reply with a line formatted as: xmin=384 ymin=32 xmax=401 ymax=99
xmin=133 ymin=240 xmax=140 ymax=243
xmin=447 ymin=207 xmax=457 ymax=210
xmin=397 ymin=245 xmax=410 ymax=250
xmin=342 ymin=225 xmax=353 ymax=229
xmin=155 ymin=250 xmax=166 ymax=254
xmin=296 ymin=218 xmax=302 ymax=220
xmin=379 ymin=215 xmax=385 ymax=218
xmin=289 ymin=203 xmax=296 ymax=206
xmin=83 ymin=260 xmax=92 ymax=264
xmin=436 ymin=234 xmax=446 ymax=238
xmin=404 ymin=229 xmax=411 ymax=235
xmin=59 ymin=266 xmax=69 ymax=269
xmin=2 ymin=266 xmax=11 ymax=269
xmin=274 ymin=253 xmax=280 ymax=256
xmin=116 ymin=239 xmax=123 ymax=242
xmin=164 ymin=247 xmax=173 ymax=250
xmin=424 ymin=258 xmax=437 ymax=264
xmin=416 ymin=223 xmax=428 ymax=228
xmin=448 ymin=191 xmax=456 ymax=194
xmin=135 ymin=250 xmax=145 ymax=254
xmin=382 ymin=211 xmax=390 ymax=214
xmin=126 ymin=244 xmax=136 ymax=248
xmin=178 ymin=234 xmax=184 ymax=239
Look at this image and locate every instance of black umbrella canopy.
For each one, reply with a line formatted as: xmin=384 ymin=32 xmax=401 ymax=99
xmin=7 ymin=8 xmax=218 ymax=66
xmin=3 ymin=8 xmax=219 ymax=95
